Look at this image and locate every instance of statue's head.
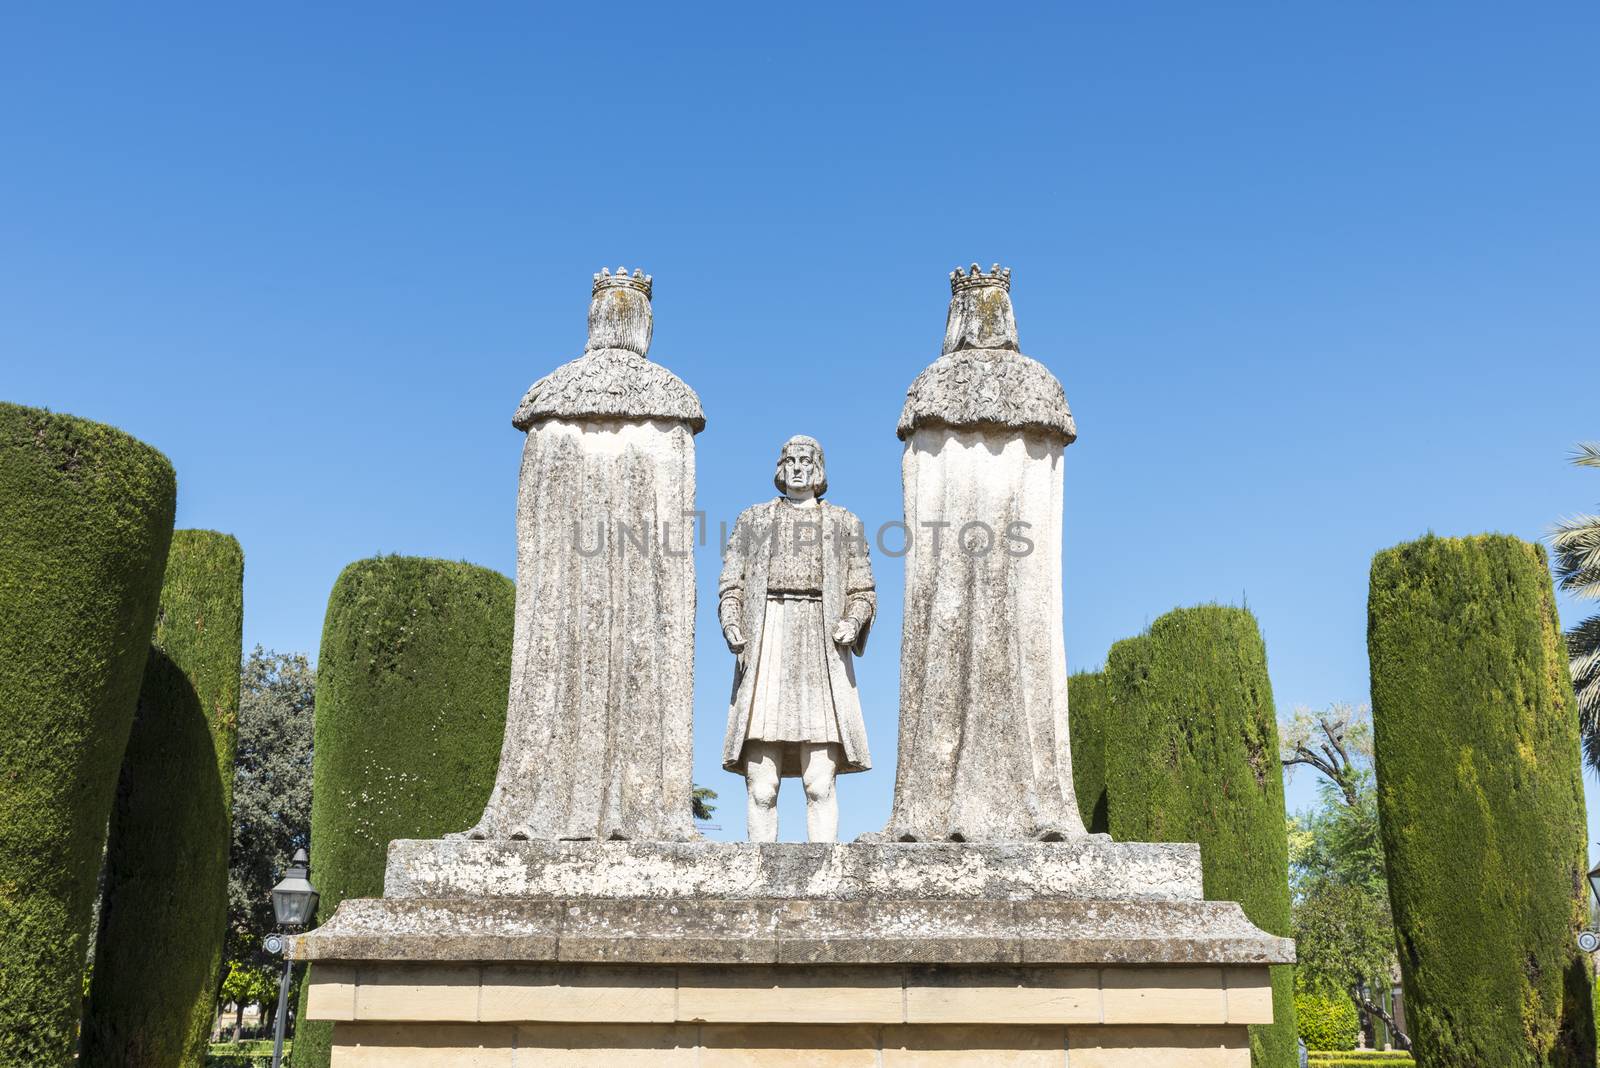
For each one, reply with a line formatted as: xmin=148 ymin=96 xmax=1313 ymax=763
xmin=586 ymin=267 xmax=654 ymax=356
xmin=773 ymin=435 xmax=827 ymax=498
xmin=943 ymin=263 xmax=1018 ymax=355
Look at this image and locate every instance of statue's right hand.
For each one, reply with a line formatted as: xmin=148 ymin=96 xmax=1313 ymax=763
xmin=725 ymin=624 xmax=746 ymax=653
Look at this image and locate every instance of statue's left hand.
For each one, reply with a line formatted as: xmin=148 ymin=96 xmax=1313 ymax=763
xmin=832 ymin=619 xmax=859 ymax=646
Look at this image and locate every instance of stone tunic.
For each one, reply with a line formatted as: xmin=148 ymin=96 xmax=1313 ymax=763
xmin=744 ymin=501 xmax=836 ymax=745
xmin=720 ymin=499 xmax=875 ymax=779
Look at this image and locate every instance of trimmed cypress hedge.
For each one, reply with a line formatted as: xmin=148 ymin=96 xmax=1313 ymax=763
xmin=293 ymin=556 xmax=514 ymax=1068
xmin=83 ymin=530 xmax=245 ymax=1066
xmin=0 ymin=403 xmax=176 ymax=1067
xmin=1295 ymin=988 xmax=1359 ymax=1052
xmin=1369 ymin=535 xmax=1594 ymax=1067
xmin=1105 ymin=604 xmax=1296 ymax=1068
xmin=1067 ymin=669 xmax=1111 ymax=834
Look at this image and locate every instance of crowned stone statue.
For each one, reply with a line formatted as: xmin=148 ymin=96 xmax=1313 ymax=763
xmin=878 ymin=265 xmax=1089 ymax=842
xmin=719 ymin=436 xmax=875 ymax=842
xmin=456 ymin=268 xmax=703 ymax=842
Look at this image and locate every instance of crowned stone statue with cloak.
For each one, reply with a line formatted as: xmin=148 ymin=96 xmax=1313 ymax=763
xmin=456 ymin=267 xmax=703 ymax=842
xmin=719 ymin=436 xmax=875 ymax=842
xmin=878 ymin=265 xmax=1089 ymax=842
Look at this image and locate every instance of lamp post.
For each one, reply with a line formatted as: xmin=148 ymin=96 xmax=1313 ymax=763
xmin=266 ymin=848 xmax=319 ymax=1068
xmin=1578 ymin=860 xmax=1600 ymax=954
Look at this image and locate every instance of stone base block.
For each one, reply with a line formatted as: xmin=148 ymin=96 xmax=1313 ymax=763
xmin=329 ymin=1021 xmax=1251 ymax=1067
xmin=308 ymin=962 xmax=1274 ymax=1027
xmin=301 ymin=840 xmax=1290 ymax=1066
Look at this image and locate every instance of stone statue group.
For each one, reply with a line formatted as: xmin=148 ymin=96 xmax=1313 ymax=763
xmin=456 ymin=263 xmax=1089 ymax=847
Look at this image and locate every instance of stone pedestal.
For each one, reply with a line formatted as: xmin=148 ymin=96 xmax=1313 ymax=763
xmin=296 ymin=840 xmax=1293 ymax=1066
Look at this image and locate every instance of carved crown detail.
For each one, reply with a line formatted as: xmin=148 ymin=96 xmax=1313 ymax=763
xmin=949 ymin=263 xmax=1012 ymax=294
xmin=593 ymin=266 xmax=653 ymax=299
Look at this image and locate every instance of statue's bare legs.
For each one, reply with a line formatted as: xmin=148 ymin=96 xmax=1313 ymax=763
xmin=800 ymin=743 xmax=839 ymax=843
xmin=743 ymin=741 xmax=841 ymax=843
xmin=745 ymin=742 xmax=782 ymax=843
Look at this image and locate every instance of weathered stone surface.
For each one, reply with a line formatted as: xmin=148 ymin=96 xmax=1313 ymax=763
xmin=461 ymin=269 xmax=701 ymax=842
xmin=292 ymin=895 xmax=1292 ymax=966
xmin=882 ymin=265 xmax=1084 ymax=842
xmin=381 ymin=840 xmax=1202 ymax=902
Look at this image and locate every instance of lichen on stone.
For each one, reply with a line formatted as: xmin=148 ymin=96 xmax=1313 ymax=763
xmin=512 ymin=348 xmax=705 ymax=433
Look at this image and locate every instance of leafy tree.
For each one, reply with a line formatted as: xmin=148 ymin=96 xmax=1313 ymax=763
xmin=217 ymin=962 xmax=278 ymax=1042
xmin=1552 ymin=442 xmax=1600 ymax=770
xmin=1280 ymin=701 xmax=1371 ymax=809
xmin=692 ymin=785 xmax=717 ymax=822
xmin=1282 ymin=704 xmax=1405 ymax=1049
xmin=219 ymin=649 xmax=313 ymax=1036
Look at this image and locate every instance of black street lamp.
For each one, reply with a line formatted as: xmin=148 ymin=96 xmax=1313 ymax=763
xmin=1578 ymin=860 xmax=1600 ymax=954
xmin=266 ymin=848 xmax=319 ymax=1068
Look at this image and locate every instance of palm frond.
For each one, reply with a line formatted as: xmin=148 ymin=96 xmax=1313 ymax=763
xmin=1573 ymin=442 xmax=1600 ymax=469
xmin=1551 ymin=516 xmax=1600 ymax=548
xmin=1570 ymin=615 xmax=1600 ymax=774
xmin=1551 ymin=523 xmax=1600 ymax=585
xmin=1560 ymin=565 xmax=1600 ymax=600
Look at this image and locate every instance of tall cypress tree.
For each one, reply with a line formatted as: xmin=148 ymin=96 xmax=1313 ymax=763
xmin=83 ymin=530 xmax=245 ymax=1066
xmin=292 ymin=556 xmax=514 ymax=1068
xmin=1105 ymin=604 xmax=1296 ymax=1068
xmin=1369 ymin=534 xmax=1594 ymax=1066
xmin=1067 ymin=669 xmax=1111 ymax=835
xmin=0 ymin=403 xmax=175 ymax=1068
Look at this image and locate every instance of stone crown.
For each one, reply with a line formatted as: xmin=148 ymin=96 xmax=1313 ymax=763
xmin=950 ymin=263 xmax=1011 ymax=294
xmin=592 ymin=266 xmax=653 ymax=299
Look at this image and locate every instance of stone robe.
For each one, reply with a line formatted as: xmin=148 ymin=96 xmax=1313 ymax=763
xmin=720 ymin=499 xmax=874 ymax=778
xmin=886 ymin=425 xmax=1081 ymax=840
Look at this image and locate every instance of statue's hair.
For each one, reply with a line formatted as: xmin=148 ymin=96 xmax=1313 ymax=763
xmin=773 ymin=435 xmax=827 ymax=498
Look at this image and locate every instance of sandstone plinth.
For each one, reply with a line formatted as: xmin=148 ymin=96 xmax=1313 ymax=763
xmin=297 ymin=841 xmax=1291 ymax=1066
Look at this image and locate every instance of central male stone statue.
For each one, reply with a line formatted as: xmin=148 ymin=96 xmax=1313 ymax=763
xmin=719 ymin=436 xmax=874 ymax=842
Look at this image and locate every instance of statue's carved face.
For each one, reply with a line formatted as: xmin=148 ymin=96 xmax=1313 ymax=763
xmin=779 ymin=447 xmax=820 ymax=494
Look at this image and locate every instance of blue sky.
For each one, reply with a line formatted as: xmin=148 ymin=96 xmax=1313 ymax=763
xmin=4 ymin=4 xmax=1597 ymax=844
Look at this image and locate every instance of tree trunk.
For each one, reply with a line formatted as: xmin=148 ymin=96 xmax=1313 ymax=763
xmin=1357 ymin=991 xmax=1410 ymax=1050
xmin=232 ymin=1000 xmax=244 ymax=1042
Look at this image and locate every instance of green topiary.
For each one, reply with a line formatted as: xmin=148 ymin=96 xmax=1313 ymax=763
xmin=1296 ymin=987 xmax=1360 ymax=1051
xmin=1067 ymin=669 xmax=1111 ymax=834
xmin=1369 ymin=534 xmax=1595 ymax=1067
xmin=0 ymin=403 xmax=176 ymax=1067
xmin=291 ymin=556 xmax=514 ymax=1068
xmin=1104 ymin=604 xmax=1296 ymax=1067
xmin=83 ymin=531 xmax=245 ymax=1066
